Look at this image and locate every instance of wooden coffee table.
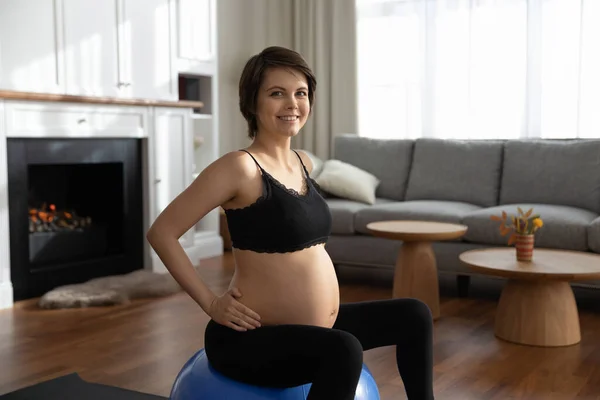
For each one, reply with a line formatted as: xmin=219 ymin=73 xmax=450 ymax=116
xmin=366 ymin=220 xmax=468 ymax=320
xmin=459 ymin=248 xmax=600 ymax=347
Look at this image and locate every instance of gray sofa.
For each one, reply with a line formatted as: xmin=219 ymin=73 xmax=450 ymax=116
xmin=317 ymin=134 xmax=600 ymax=294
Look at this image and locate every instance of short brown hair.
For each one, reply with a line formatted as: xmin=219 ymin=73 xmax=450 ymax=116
xmin=239 ymin=46 xmax=317 ymax=139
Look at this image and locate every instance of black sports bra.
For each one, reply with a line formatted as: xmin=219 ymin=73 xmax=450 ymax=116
xmin=223 ymin=150 xmax=332 ymax=253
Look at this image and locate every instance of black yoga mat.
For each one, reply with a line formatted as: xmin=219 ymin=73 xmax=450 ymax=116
xmin=0 ymin=373 xmax=168 ymax=400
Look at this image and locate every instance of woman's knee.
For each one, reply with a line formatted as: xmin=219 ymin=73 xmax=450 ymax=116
xmin=326 ymin=330 xmax=364 ymax=369
xmin=404 ymin=298 xmax=433 ymax=333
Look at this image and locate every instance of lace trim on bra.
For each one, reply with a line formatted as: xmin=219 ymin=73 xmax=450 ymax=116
xmin=223 ymin=193 xmax=267 ymax=213
xmin=261 ymin=171 xmax=309 ymax=198
xmin=231 ymin=236 xmax=329 ymax=254
xmin=223 ymin=174 xmax=321 ymax=213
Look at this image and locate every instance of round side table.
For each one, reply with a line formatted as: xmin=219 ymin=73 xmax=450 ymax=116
xmin=366 ymin=220 xmax=468 ymax=320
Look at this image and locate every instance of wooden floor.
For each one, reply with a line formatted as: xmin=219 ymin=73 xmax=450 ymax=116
xmin=1 ymin=252 xmax=600 ymax=400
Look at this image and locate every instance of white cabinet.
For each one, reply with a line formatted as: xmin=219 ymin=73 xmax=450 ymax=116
xmin=62 ymin=0 xmax=121 ymax=97
xmin=0 ymin=0 xmax=64 ymax=93
xmin=121 ymin=0 xmax=175 ymax=100
xmin=176 ymin=0 xmax=214 ymax=61
xmin=151 ymin=107 xmax=194 ymax=246
xmin=149 ymin=106 xmax=223 ymax=273
xmin=62 ymin=0 xmax=174 ymax=100
xmin=173 ymin=0 xmax=216 ymax=75
xmin=0 ymin=0 xmax=176 ymax=101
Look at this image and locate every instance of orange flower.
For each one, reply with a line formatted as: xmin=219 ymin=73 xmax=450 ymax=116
xmin=490 ymin=207 xmax=544 ymax=245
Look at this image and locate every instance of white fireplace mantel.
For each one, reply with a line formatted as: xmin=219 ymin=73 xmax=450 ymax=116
xmin=0 ymin=95 xmax=222 ymax=309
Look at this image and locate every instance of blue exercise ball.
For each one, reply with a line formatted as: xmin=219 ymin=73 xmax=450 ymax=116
xmin=170 ymin=348 xmax=380 ymax=400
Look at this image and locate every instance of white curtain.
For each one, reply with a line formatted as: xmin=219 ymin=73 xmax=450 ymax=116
xmin=356 ymin=0 xmax=600 ymax=140
xmin=291 ymin=0 xmax=358 ymax=159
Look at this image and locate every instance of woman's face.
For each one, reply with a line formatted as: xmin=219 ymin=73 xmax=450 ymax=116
xmin=255 ymin=67 xmax=310 ymax=139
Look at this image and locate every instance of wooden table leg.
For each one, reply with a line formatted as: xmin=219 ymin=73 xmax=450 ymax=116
xmin=495 ymin=279 xmax=581 ymax=347
xmin=394 ymin=241 xmax=440 ymax=320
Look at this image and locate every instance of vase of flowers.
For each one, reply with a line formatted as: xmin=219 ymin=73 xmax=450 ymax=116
xmin=490 ymin=207 xmax=544 ymax=262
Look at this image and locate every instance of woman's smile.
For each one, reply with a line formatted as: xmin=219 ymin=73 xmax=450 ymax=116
xmin=277 ymin=115 xmax=300 ymax=123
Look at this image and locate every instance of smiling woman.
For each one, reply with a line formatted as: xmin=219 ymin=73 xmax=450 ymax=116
xmin=255 ymin=68 xmax=310 ymax=138
xmin=146 ymin=46 xmax=435 ymax=400
xmin=238 ymin=46 xmax=316 ymax=140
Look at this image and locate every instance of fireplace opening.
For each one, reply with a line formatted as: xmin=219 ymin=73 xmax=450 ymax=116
xmin=8 ymin=138 xmax=144 ymax=301
xmin=27 ymin=163 xmax=124 ymax=267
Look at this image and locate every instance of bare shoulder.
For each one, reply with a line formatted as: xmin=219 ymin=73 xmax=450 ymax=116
xmin=294 ymin=149 xmax=314 ymax=174
xmin=195 ymin=149 xmax=262 ymax=197
xmin=211 ymin=150 xmax=260 ymax=178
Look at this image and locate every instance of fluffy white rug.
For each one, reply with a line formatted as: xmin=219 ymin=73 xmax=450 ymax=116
xmin=37 ymin=267 xmax=193 ymax=309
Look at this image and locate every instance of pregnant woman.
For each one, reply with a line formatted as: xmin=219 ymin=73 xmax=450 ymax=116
xmin=146 ymin=46 xmax=435 ymax=400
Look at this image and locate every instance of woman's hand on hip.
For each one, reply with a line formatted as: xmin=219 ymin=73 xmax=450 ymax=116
xmin=208 ymin=287 xmax=261 ymax=331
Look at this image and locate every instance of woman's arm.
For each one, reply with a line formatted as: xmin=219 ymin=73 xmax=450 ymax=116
xmin=146 ymin=151 xmax=246 ymax=314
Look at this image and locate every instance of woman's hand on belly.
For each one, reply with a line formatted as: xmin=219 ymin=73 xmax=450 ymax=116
xmin=208 ymin=287 xmax=262 ymax=331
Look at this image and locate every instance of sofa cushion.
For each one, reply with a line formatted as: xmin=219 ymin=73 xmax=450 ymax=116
xmin=326 ymin=235 xmax=401 ymax=268
xmin=589 ymin=217 xmax=600 ymax=253
xmin=405 ymin=138 xmax=504 ymax=207
xmin=333 ymin=134 xmax=414 ymax=201
xmin=354 ymin=200 xmax=481 ymax=235
xmin=500 ymin=139 xmax=600 ymax=213
xmin=462 ymin=204 xmax=598 ymax=251
xmin=326 ymin=198 xmax=393 ymax=235
xmin=316 ymin=159 xmax=380 ymax=204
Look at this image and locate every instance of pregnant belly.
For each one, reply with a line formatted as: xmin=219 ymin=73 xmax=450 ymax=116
xmin=230 ymin=246 xmax=340 ymax=328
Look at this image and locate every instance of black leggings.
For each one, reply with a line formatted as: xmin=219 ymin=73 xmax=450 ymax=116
xmin=204 ymin=298 xmax=434 ymax=400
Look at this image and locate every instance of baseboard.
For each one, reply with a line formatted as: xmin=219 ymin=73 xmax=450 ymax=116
xmin=150 ymin=232 xmax=223 ymax=274
xmin=0 ymin=281 xmax=14 ymax=310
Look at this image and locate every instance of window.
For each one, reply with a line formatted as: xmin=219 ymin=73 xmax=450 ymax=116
xmin=356 ymin=0 xmax=600 ymax=140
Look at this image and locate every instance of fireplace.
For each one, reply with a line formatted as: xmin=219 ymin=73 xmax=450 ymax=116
xmin=7 ymin=138 xmax=144 ymax=301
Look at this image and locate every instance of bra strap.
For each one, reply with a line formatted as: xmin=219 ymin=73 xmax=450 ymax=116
xmin=240 ymin=149 xmax=269 ymax=197
xmin=240 ymin=149 xmax=264 ymax=172
xmin=292 ymin=149 xmax=310 ymax=178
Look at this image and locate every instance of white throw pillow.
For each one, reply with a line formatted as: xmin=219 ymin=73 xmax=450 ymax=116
xmin=315 ymin=159 xmax=380 ymax=205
